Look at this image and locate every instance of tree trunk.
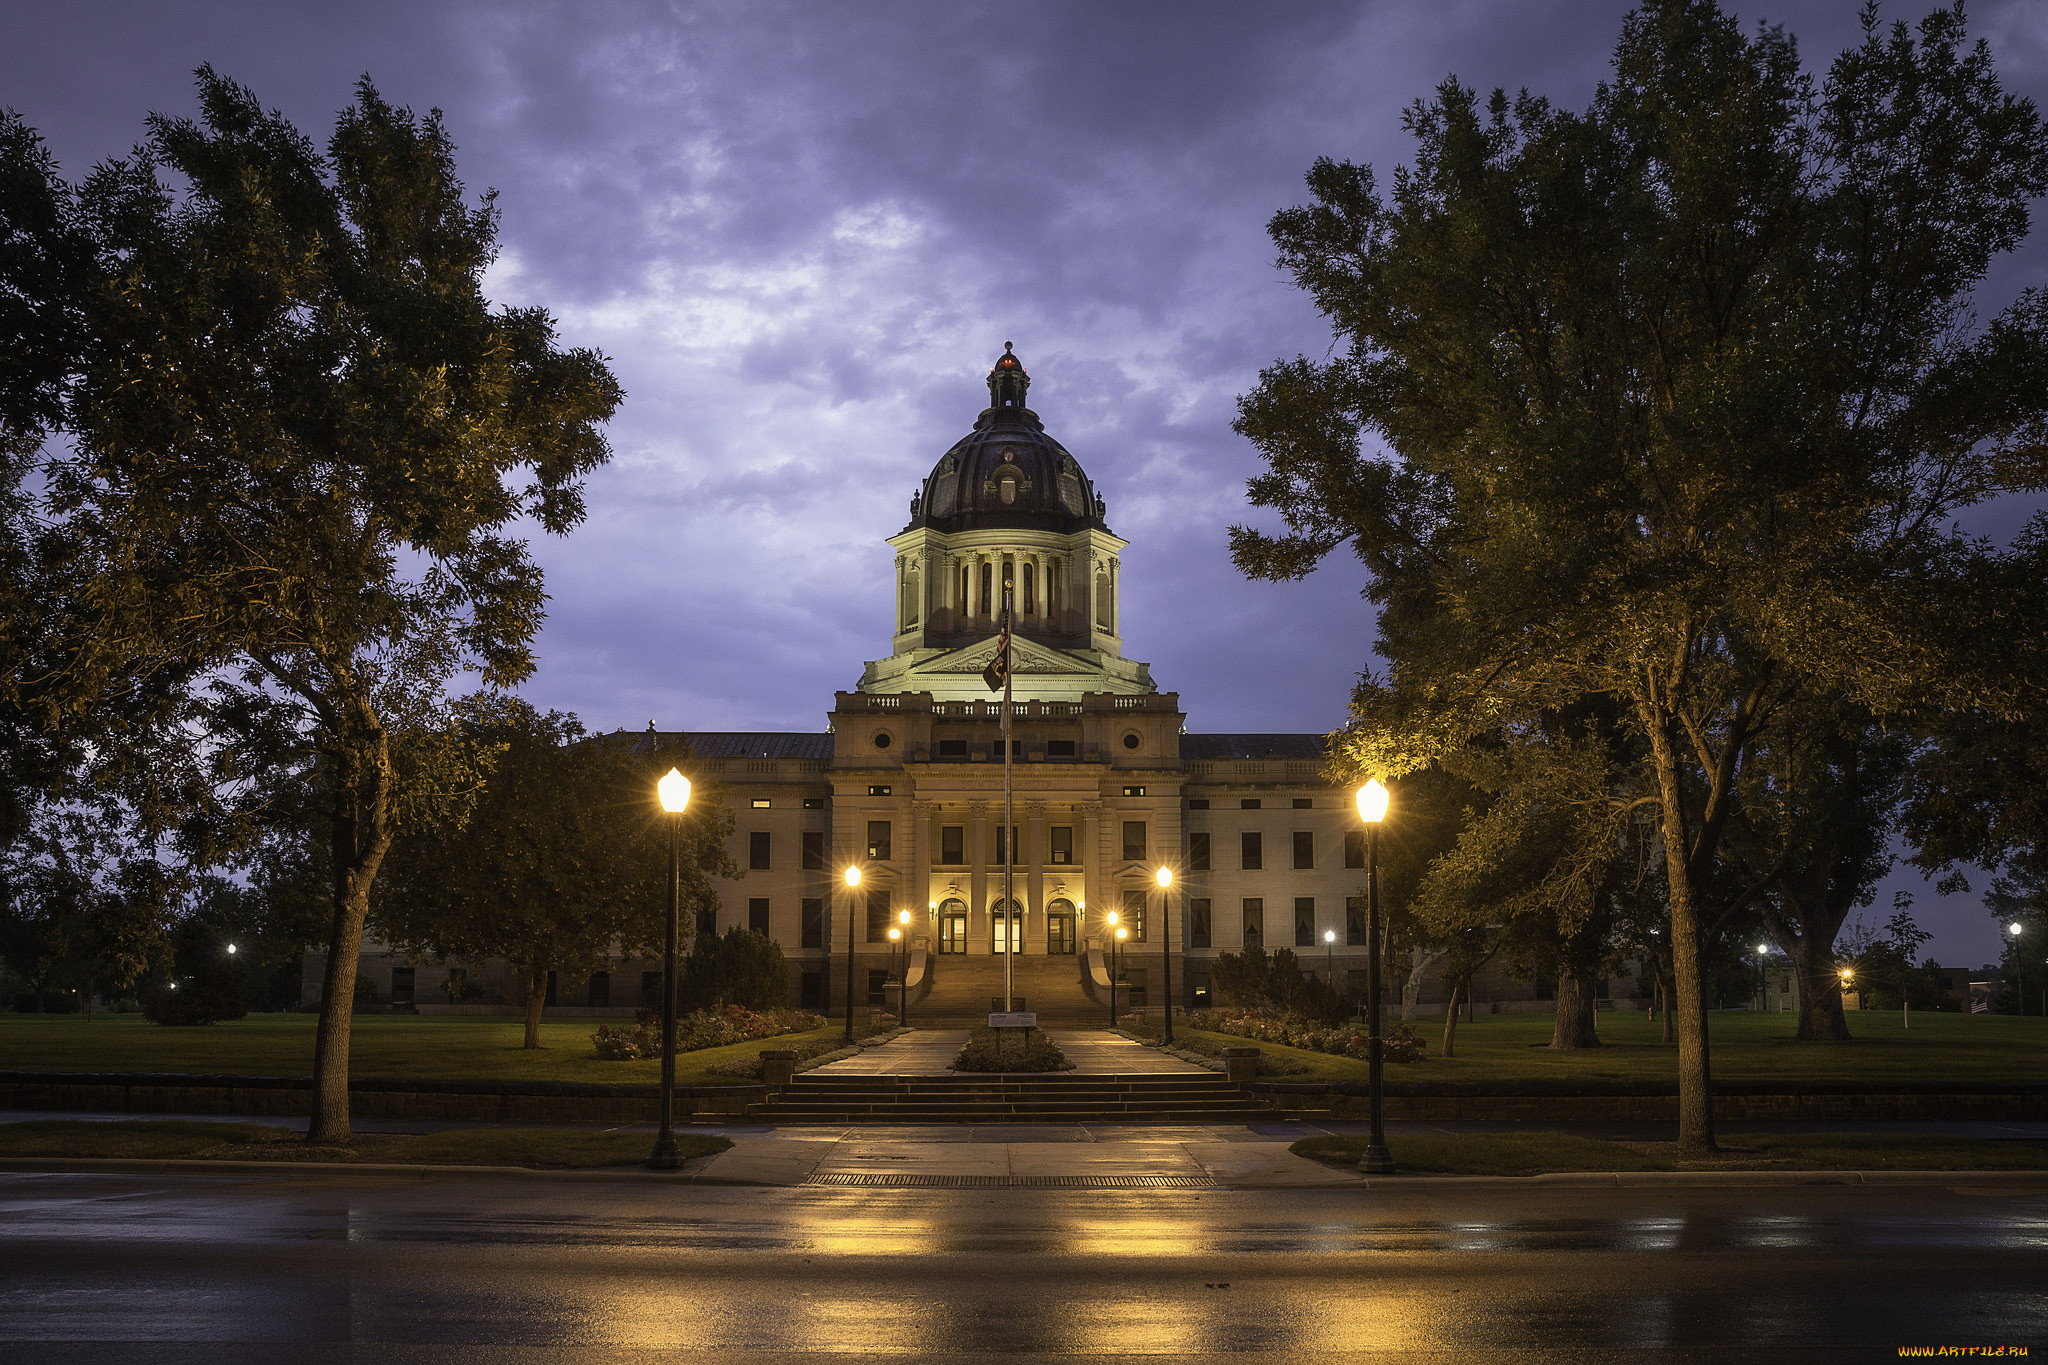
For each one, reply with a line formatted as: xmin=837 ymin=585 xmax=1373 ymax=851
xmin=1441 ymin=979 xmax=1463 ymax=1058
xmin=1549 ymin=971 xmax=1602 ymax=1049
xmin=524 ymin=966 xmax=547 ymax=1049
xmin=1791 ymin=938 xmax=1851 ymax=1041
xmin=307 ymin=725 xmax=397 ymax=1147
xmin=1642 ymin=699 xmax=1718 ymax=1156
xmin=1401 ymin=946 xmax=1444 ymax=1022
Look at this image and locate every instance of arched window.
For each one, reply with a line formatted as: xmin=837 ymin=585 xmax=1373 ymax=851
xmin=958 ymin=563 xmax=969 ymax=614
xmin=1095 ymin=571 xmax=1112 ymax=629
xmin=1023 ymin=563 xmax=1035 ymax=614
xmin=980 ymin=562 xmax=993 ymax=616
xmin=1046 ymin=899 xmax=1075 ymax=955
xmin=937 ymin=899 xmax=968 ymax=954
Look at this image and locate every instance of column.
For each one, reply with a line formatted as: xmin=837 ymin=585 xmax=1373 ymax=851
xmin=1025 ymin=800 xmax=1046 ymax=954
xmin=968 ymin=799 xmax=989 ymax=952
xmin=1080 ymin=800 xmax=1102 ymax=947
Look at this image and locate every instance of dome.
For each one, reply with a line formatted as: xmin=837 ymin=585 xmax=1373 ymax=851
xmin=906 ymin=343 xmax=1107 ymax=534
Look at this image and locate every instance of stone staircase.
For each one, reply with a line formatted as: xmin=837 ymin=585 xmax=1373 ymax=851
xmin=911 ymin=952 xmax=1126 ymax=1024
xmin=747 ymin=1072 xmax=1307 ymax=1124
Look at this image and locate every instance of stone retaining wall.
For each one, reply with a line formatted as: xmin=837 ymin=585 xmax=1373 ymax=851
xmin=0 ymin=1072 xmax=763 ymax=1124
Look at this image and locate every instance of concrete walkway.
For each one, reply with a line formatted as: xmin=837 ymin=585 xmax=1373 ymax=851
xmin=692 ymin=1130 xmax=1341 ymax=1187
xmin=810 ymin=1027 xmax=1209 ymax=1076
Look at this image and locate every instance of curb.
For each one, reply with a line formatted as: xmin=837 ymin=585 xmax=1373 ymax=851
xmin=8 ymin=1154 xmax=2047 ymax=1190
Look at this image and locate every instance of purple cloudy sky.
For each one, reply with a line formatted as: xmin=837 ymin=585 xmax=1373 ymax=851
xmin=5 ymin=1 xmax=2044 ymax=967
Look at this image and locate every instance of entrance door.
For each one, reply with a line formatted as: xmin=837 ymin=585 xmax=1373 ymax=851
xmin=938 ymin=899 xmax=968 ymax=954
xmin=990 ymin=898 xmax=1022 ymax=954
xmin=1046 ymin=899 xmax=1075 ymax=955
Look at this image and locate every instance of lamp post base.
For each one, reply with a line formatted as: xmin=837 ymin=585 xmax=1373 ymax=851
xmin=1357 ymin=1143 xmax=1397 ymax=1175
xmin=647 ymin=1134 xmax=680 ymax=1169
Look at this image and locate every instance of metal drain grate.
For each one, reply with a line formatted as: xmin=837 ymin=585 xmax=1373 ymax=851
xmin=807 ymin=1172 xmax=1218 ymax=1189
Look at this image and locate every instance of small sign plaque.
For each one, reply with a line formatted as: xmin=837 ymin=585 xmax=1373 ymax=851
xmin=987 ymin=1011 xmax=1038 ymax=1030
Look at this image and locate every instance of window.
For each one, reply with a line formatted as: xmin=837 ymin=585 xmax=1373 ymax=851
xmin=1241 ymin=798 xmax=1262 ymax=810
xmin=940 ymin=825 xmax=965 ymax=865
xmin=1189 ymin=831 xmax=1210 ymax=871
xmin=801 ymin=831 xmax=825 ymax=871
xmin=1123 ymin=968 xmax=1148 ymax=1008
xmin=1190 ymin=970 xmax=1211 ymax=1009
xmin=588 ymin=971 xmax=610 ymax=1008
xmin=1345 ymin=831 xmax=1366 ymax=868
xmin=1024 ymin=562 xmax=1036 ymax=612
xmin=868 ymin=785 xmax=892 ymax=797
xmin=800 ymin=971 xmax=823 ymax=1009
xmin=1241 ymin=831 xmax=1263 ymax=870
xmin=696 ymin=909 xmax=717 ymax=937
xmin=1188 ymin=798 xmax=1209 ymax=810
xmin=749 ymin=898 xmax=770 ymax=935
xmin=866 ymin=889 xmax=891 ymax=941
xmin=1292 ymin=797 xmax=1313 ymax=809
xmin=1047 ymin=739 xmax=1076 ymax=758
xmin=1121 ymin=733 xmax=1140 ymax=750
xmin=1242 ymin=898 xmax=1264 ymax=947
xmin=751 ymin=797 xmax=771 ymax=809
xmin=749 ymin=831 xmax=771 ymax=870
xmin=1122 ymin=785 xmax=1146 ymax=797
xmin=938 ymin=899 xmax=968 ymax=954
xmin=1189 ymin=898 xmax=1212 ymax=950
xmin=980 ymin=562 xmax=993 ymax=614
xmin=802 ymin=897 xmax=824 ymax=949
xmin=1121 ymin=888 xmax=1147 ymax=941
xmin=642 ymin=971 xmax=662 ymax=1008
xmin=1346 ymin=895 xmax=1365 ymax=947
xmin=1047 ymin=899 xmax=1075 ymax=954
xmin=1123 ymin=821 xmax=1147 ymax=860
xmin=803 ymin=796 xmax=825 ymax=810
xmin=868 ymin=968 xmax=891 ymax=1007
xmin=1295 ymin=897 xmax=1315 ymax=947
xmin=1293 ymin=831 xmax=1314 ymax=870
xmin=867 ymin=820 xmax=892 ymax=861
xmin=938 ymin=738 xmax=968 ymax=757
xmin=994 ymin=825 xmax=1021 ymax=865
xmin=1049 ymin=826 xmax=1074 ymax=865
xmin=873 ymin=732 xmax=892 ymax=750
xmin=391 ymin=967 xmax=414 ymax=1005
xmin=991 ymin=740 xmax=1022 ymax=758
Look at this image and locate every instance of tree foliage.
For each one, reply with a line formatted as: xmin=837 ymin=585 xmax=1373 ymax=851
xmin=677 ymin=926 xmax=794 ymax=1015
xmin=17 ymin=70 xmax=622 ymax=1139
xmin=1232 ymin=2 xmax=2048 ymax=1153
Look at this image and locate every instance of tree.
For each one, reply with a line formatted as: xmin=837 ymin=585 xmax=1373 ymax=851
xmin=1230 ymin=3 xmax=2048 ymax=1153
xmin=40 ymin=72 xmax=622 ymax=1140
xmin=678 ymin=926 xmax=793 ymax=1015
xmin=376 ymin=704 xmax=735 ymax=1048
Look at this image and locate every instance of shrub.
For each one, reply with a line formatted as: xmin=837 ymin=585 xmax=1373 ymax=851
xmin=1208 ymin=946 xmax=1349 ymax=1022
xmin=142 ymin=976 xmax=247 ymax=1026
xmin=952 ymin=1027 xmax=1070 ymax=1073
xmin=1186 ymin=1007 xmax=1425 ymax=1064
xmin=591 ymin=1004 xmax=826 ymax=1061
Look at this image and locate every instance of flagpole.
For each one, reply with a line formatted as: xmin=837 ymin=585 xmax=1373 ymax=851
xmin=1002 ymin=579 xmax=1015 ymax=1014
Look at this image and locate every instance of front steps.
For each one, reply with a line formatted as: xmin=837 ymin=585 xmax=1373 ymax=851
xmin=748 ymin=1072 xmax=1313 ymax=1124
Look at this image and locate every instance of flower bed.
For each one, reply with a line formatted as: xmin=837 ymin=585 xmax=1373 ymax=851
xmin=1186 ymin=1008 xmax=1426 ymax=1064
xmin=591 ymin=1005 xmax=827 ymax=1061
xmin=951 ymin=1027 xmax=1071 ymax=1073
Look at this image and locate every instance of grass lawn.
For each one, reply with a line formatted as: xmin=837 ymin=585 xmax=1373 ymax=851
xmin=0 ymin=1012 xmax=848 ymax=1087
xmin=1292 ymin=1130 xmax=2048 ymax=1175
xmin=0 ymin=1118 xmax=730 ymax=1169
xmin=1166 ymin=1009 xmax=2048 ymax=1087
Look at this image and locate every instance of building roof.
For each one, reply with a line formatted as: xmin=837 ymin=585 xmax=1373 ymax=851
xmin=906 ymin=343 xmax=1107 ymax=536
xmin=1180 ymin=733 xmax=1331 ymax=761
xmin=635 ymin=731 xmax=835 ymax=761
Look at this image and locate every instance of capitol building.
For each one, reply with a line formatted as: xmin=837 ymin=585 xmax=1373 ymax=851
xmin=318 ymin=346 xmax=1524 ymax=1021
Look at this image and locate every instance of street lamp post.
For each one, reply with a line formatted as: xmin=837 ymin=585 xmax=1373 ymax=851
xmin=1356 ymin=778 xmax=1394 ymax=1175
xmin=1105 ymin=910 xmax=1120 ymax=1026
xmin=888 ymin=926 xmax=902 ymax=1023
xmin=649 ymin=766 xmax=691 ymax=1170
xmin=1156 ymin=865 xmax=1176 ymax=1045
xmin=2010 ymin=922 xmax=2025 ymax=1017
xmin=842 ymin=865 xmax=862 ymax=1043
xmin=1324 ymin=927 xmax=1336 ymax=997
xmin=899 ymin=908 xmax=914 ymax=1026
xmin=1114 ymin=925 xmax=1129 ymax=1027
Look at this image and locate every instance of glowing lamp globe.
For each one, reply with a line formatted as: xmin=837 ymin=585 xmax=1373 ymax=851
xmin=845 ymin=866 xmax=862 ymax=888
xmin=1155 ymin=866 xmax=1172 ymax=889
xmin=1357 ymin=779 xmax=1389 ymax=824
xmin=657 ymin=768 xmax=691 ymax=814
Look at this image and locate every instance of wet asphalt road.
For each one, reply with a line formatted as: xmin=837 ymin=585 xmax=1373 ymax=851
xmin=4 ymin=1169 xmax=2045 ymax=1362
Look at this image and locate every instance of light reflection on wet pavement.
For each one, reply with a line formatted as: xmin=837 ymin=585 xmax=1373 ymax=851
xmin=4 ymin=1170 xmax=2046 ymax=1359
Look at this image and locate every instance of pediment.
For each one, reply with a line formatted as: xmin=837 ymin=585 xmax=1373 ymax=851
xmin=922 ymin=636 xmax=1095 ymax=676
